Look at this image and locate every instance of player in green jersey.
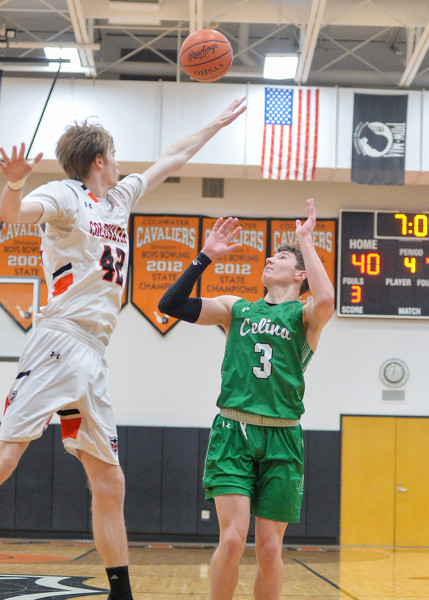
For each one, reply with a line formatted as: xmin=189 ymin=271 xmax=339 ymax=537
xmin=158 ymin=198 xmax=334 ymax=600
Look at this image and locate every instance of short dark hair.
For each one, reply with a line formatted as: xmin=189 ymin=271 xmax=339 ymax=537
xmin=276 ymin=244 xmax=309 ymax=295
xmin=56 ymin=120 xmax=114 ymax=180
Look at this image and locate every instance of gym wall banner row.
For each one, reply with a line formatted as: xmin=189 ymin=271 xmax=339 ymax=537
xmin=0 ymin=216 xmax=336 ymax=336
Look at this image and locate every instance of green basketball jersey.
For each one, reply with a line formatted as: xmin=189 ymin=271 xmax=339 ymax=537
xmin=216 ymin=298 xmax=313 ymax=419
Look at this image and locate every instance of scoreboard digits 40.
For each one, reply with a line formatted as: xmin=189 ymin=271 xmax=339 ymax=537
xmin=338 ymin=210 xmax=429 ymax=318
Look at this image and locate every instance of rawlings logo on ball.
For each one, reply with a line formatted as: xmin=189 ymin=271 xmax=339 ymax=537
xmin=187 ymin=43 xmax=219 ymax=61
xmin=180 ymin=29 xmax=233 ymax=82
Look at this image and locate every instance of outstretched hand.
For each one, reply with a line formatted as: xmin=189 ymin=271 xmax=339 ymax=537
xmin=202 ymin=217 xmax=243 ymax=261
xmin=0 ymin=143 xmax=43 ymax=184
xmin=214 ymin=97 xmax=247 ymax=128
xmin=295 ymin=197 xmax=316 ymax=240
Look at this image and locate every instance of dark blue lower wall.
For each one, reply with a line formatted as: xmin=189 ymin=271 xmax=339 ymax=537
xmin=0 ymin=425 xmax=340 ymax=543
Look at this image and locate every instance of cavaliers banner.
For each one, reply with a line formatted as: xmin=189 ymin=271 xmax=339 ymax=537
xmin=131 ymin=215 xmax=200 ymax=335
xmin=270 ymin=219 xmax=336 ymax=302
xmin=200 ymin=218 xmax=267 ymax=304
xmin=352 ymin=93 xmax=407 ymax=185
xmin=121 ymin=223 xmax=130 ymax=309
xmin=0 ymin=222 xmax=47 ymax=331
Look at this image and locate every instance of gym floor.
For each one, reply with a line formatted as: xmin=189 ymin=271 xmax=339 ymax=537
xmin=0 ymin=539 xmax=427 ymax=599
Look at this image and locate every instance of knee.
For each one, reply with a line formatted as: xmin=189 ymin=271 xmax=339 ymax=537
xmin=0 ymin=453 xmax=19 ymax=483
xmin=0 ymin=441 xmax=27 ymax=484
xmin=219 ymin=529 xmax=247 ymax=562
xmin=256 ymin=538 xmax=283 ymax=570
xmin=90 ymin=466 xmax=125 ymax=507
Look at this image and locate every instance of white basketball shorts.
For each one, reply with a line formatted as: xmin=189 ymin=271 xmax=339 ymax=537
xmin=0 ymin=319 xmax=119 ymax=465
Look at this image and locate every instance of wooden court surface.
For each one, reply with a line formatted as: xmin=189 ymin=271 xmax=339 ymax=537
xmin=0 ymin=539 xmax=428 ymax=599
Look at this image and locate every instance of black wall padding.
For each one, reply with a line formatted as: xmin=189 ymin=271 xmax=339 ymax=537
xmin=15 ymin=427 xmax=54 ymax=531
xmin=0 ymin=470 xmax=16 ymax=530
xmin=52 ymin=427 xmax=90 ymax=532
xmin=161 ymin=428 xmax=199 ymax=534
xmin=124 ymin=426 xmax=163 ymax=533
xmin=305 ymin=430 xmax=341 ymax=538
xmin=0 ymin=425 xmax=340 ymax=542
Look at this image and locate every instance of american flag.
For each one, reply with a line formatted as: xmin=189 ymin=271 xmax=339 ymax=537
xmin=261 ymin=87 xmax=319 ymax=181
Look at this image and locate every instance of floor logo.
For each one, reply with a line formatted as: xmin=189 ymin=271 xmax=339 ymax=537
xmin=0 ymin=575 xmax=107 ymax=600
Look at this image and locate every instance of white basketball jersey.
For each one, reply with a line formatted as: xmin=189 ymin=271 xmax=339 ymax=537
xmin=23 ymin=174 xmax=146 ymax=346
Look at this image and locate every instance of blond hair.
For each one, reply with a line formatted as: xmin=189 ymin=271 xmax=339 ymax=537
xmin=56 ymin=120 xmax=114 ymax=180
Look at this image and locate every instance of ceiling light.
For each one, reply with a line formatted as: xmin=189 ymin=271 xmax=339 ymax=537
xmin=44 ymin=47 xmax=87 ymax=73
xmin=263 ymin=53 xmax=298 ymax=80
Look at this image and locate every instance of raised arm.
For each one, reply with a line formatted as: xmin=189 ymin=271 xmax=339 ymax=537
xmin=158 ymin=217 xmax=243 ymax=329
xmin=0 ymin=143 xmax=44 ymax=224
xmin=297 ymin=198 xmax=335 ymax=350
xmin=143 ymin=97 xmax=246 ymax=194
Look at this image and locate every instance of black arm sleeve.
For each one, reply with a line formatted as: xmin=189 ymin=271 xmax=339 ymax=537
xmin=158 ymin=251 xmax=212 ymax=323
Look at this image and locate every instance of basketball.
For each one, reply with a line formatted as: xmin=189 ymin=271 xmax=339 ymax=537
xmin=180 ymin=29 xmax=233 ymax=82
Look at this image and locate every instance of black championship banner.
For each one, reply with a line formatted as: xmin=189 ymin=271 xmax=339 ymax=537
xmin=352 ymin=93 xmax=407 ymax=185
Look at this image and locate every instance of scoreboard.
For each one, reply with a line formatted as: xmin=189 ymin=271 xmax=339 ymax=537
xmin=338 ymin=210 xmax=429 ymax=318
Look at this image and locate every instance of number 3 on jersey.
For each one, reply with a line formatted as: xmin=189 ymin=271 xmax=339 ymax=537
xmin=253 ymin=342 xmax=273 ymax=379
xmin=100 ymin=244 xmax=125 ymax=286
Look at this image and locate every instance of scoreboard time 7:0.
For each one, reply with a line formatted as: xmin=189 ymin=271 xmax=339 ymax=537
xmin=338 ymin=210 xmax=429 ymax=318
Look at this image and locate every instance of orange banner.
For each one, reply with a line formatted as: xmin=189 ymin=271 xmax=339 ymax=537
xmin=121 ymin=222 xmax=131 ymax=309
xmin=0 ymin=222 xmax=47 ymax=330
xmin=200 ymin=218 xmax=267 ymax=302
xmin=131 ymin=215 xmax=200 ymax=334
xmin=270 ymin=219 xmax=337 ymax=301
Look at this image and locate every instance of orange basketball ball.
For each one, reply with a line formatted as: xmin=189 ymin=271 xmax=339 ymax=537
xmin=180 ymin=29 xmax=233 ymax=82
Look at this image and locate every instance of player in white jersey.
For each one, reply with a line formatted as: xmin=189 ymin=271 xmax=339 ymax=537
xmin=0 ymin=96 xmax=246 ymax=600
xmin=27 ymin=176 xmax=144 ymax=346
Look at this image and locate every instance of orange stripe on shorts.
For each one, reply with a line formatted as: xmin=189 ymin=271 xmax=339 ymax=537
xmin=60 ymin=416 xmax=82 ymax=440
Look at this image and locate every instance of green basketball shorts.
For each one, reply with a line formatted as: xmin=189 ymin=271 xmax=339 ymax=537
xmin=203 ymin=413 xmax=304 ymax=523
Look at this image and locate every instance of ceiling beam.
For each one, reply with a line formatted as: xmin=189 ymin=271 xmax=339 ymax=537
xmin=295 ymin=0 xmax=326 ymax=84
xmin=399 ymin=20 xmax=429 ymax=87
xmin=188 ymin=0 xmax=204 ymax=33
xmin=66 ymin=0 xmax=96 ymax=77
xmin=189 ymin=0 xmax=196 ymax=33
xmin=105 ymin=1 xmax=161 ymax=25
xmin=85 ymin=0 xmax=429 ymax=27
xmin=0 ymin=41 xmax=100 ymax=50
xmin=405 ymin=28 xmax=416 ymax=65
xmin=196 ymin=0 xmax=203 ymax=31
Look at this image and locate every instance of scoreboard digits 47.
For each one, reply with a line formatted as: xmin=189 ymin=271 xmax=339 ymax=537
xmin=338 ymin=210 xmax=429 ymax=318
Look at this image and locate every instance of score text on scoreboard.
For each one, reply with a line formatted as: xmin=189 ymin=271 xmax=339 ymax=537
xmin=338 ymin=210 xmax=429 ymax=318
